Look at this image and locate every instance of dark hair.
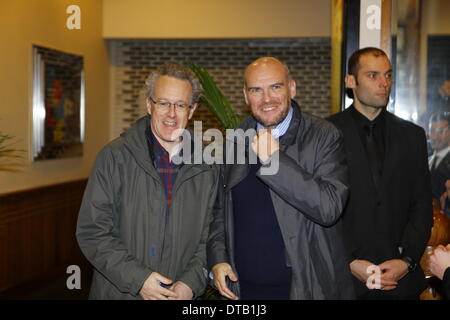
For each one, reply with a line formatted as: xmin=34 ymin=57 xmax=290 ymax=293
xmin=346 ymin=47 xmax=388 ymax=98
xmin=429 ymin=111 xmax=450 ymax=126
xmin=348 ymin=47 xmax=388 ymax=77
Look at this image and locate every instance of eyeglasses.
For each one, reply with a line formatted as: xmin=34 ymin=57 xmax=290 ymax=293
xmin=149 ymin=97 xmax=191 ymax=112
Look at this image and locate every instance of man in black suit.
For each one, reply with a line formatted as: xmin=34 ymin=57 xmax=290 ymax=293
xmin=428 ymin=112 xmax=450 ymax=214
xmin=328 ymin=47 xmax=433 ymax=299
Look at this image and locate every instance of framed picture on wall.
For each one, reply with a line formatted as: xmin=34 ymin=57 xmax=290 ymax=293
xmin=32 ymin=45 xmax=84 ymax=161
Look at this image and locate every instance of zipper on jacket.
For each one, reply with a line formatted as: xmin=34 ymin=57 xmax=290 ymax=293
xmin=157 ymin=165 xmax=211 ymax=271
xmin=148 ymin=177 xmax=167 ymax=272
xmin=157 ymin=191 xmax=169 ymax=269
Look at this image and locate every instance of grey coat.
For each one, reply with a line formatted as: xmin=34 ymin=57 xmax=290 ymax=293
xmin=207 ymin=102 xmax=355 ymax=299
xmin=76 ymin=115 xmax=219 ymax=300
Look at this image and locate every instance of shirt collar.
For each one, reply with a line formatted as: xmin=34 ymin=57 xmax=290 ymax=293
xmin=350 ymin=105 xmax=386 ymax=128
xmin=148 ymin=127 xmax=182 ymax=163
xmin=256 ymin=105 xmax=293 ymax=139
xmin=431 ymin=145 xmax=450 ymax=167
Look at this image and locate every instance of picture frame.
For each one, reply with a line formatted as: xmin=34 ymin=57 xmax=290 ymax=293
xmin=32 ymin=45 xmax=85 ymax=161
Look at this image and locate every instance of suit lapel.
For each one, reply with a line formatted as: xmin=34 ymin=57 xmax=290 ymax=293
xmin=225 ymin=163 xmax=250 ymax=191
xmin=436 ymin=150 xmax=450 ymax=172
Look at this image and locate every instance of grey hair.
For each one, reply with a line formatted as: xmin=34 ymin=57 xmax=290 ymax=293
xmin=145 ymin=63 xmax=202 ymax=104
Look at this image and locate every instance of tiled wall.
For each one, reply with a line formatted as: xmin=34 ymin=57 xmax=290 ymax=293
xmin=109 ymin=38 xmax=331 ymax=138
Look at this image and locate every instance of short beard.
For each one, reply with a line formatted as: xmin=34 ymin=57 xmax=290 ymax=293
xmin=252 ymin=106 xmax=290 ymax=128
xmin=357 ymin=95 xmax=389 ymax=109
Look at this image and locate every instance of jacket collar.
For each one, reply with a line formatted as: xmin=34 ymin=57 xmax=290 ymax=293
xmin=122 ymin=115 xmax=156 ymax=176
xmin=279 ymin=100 xmax=302 ymax=151
xmin=232 ymin=100 xmax=302 ymax=145
xmin=342 ymin=105 xmax=398 ymax=199
xmin=224 ymin=100 xmax=303 ymax=190
xmin=122 ymin=115 xmax=212 ymax=183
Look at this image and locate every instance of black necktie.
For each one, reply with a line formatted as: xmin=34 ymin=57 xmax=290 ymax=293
xmin=365 ymin=122 xmax=382 ymax=191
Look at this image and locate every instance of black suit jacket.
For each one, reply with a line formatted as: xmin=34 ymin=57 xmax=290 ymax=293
xmin=328 ymin=106 xmax=433 ymax=298
xmin=430 ymin=150 xmax=450 ymax=201
xmin=444 ymin=268 xmax=450 ymax=299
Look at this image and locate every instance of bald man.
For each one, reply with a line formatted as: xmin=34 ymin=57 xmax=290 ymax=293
xmin=207 ymin=57 xmax=354 ymax=300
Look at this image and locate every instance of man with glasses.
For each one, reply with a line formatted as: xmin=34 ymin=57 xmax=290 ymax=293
xmin=77 ymin=63 xmax=219 ymax=300
xmin=428 ymin=112 xmax=450 ymax=214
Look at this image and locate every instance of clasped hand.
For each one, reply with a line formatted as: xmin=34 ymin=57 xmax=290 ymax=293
xmin=139 ymin=272 xmax=193 ymax=300
xmin=350 ymin=259 xmax=409 ymax=290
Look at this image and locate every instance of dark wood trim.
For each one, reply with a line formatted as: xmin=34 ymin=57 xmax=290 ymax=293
xmin=0 ymin=179 xmax=89 ymax=296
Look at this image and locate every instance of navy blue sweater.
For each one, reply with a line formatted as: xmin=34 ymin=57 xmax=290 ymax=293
xmin=232 ymin=160 xmax=292 ymax=300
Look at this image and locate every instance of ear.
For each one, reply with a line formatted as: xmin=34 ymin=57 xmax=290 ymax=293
xmin=243 ymin=87 xmax=249 ymax=105
xmin=345 ymin=74 xmax=357 ymax=89
xmin=146 ymin=98 xmax=152 ymax=115
xmin=188 ymin=103 xmax=197 ymax=120
xmin=289 ymin=79 xmax=296 ymax=99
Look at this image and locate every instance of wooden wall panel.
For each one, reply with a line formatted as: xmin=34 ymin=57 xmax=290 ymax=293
xmin=0 ymin=224 xmax=7 ymax=289
xmin=0 ymin=179 xmax=88 ymax=294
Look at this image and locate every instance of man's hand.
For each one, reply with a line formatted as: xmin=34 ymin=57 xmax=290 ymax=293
xmin=212 ymin=262 xmax=238 ymax=300
xmin=378 ymin=259 xmax=408 ymax=290
xmin=251 ymin=129 xmax=279 ymax=163
xmin=139 ymin=272 xmax=178 ymax=300
xmin=167 ymin=281 xmax=193 ymax=300
xmin=350 ymin=259 xmax=398 ymax=290
xmin=350 ymin=259 xmax=377 ymax=284
xmin=430 ymin=244 xmax=450 ymax=280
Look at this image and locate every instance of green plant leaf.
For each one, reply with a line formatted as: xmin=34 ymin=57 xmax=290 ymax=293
xmin=188 ymin=62 xmax=246 ymax=129
xmin=0 ymin=132 xmax=24 ymax=161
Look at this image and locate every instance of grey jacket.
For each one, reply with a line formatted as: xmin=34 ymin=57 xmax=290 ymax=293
xmin=76 ymin=115 xmax=219 ymax=300
xmin=207 ymin=102 xmax=355 ymax=299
